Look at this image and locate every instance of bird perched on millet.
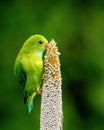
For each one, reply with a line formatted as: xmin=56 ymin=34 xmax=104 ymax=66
xmin=14 ymin=34 xmax=50 ymax=113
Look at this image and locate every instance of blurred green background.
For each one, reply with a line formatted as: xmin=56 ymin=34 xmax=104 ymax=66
xmin=0 ymin=0 xmax=104 ymax=130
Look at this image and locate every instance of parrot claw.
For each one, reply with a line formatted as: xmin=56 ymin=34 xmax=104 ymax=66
xmin=37 ymin=88 xmax=43 ymax=95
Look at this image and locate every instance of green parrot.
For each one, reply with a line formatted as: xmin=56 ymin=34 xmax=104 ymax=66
xmin=14 ymin=34 xmax=50 ymax=113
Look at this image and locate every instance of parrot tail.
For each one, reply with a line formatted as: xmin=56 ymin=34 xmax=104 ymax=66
xmin=28 ymin=100 xmax=33 ymax=113
xmin=24 ymin=92 xmax=36 ymax=113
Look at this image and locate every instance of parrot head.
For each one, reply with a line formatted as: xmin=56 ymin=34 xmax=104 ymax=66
xmin=23 ymin=34 xmax=50 ymax=53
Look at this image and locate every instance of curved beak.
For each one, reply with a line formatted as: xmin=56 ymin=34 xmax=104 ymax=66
xmin=45 ymin=43 xmax=50 ymax=50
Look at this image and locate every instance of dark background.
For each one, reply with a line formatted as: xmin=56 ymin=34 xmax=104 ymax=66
xmin=0 ymin=0 xmax=104 ymax=130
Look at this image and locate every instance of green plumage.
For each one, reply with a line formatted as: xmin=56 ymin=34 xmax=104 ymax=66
xmin=14 ymin=34 xmax=48 ymax=113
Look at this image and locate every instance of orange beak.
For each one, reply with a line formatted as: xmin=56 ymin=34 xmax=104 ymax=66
xmin=45 ymin=43 xmax=50 ymax=50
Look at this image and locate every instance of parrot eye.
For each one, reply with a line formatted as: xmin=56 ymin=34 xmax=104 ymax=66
xmin=38 ymin=40 xmax=43 ymax=44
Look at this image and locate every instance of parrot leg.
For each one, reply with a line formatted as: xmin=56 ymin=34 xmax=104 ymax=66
xmin=37 ymin=88 xmax=43 ymax=95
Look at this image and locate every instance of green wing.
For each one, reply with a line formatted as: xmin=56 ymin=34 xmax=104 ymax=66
xmin=14 ymin=60 xmax=26 ymax=89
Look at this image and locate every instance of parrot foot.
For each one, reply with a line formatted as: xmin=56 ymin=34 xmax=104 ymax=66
xmin=37 ymin=88 xmax=43 ymax=95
